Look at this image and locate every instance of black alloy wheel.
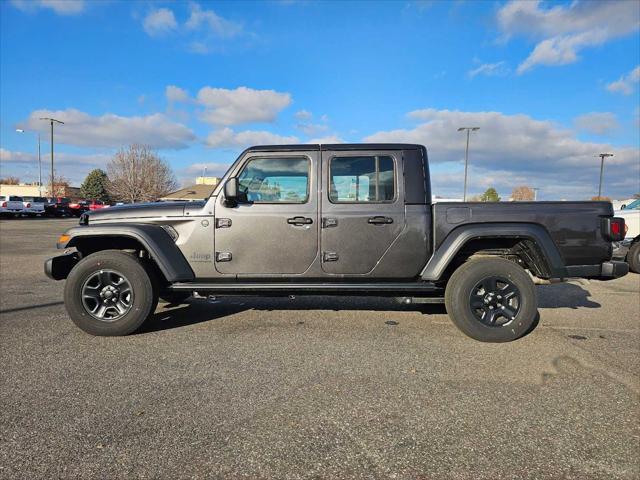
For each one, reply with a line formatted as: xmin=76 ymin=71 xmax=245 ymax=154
xmin=469 ymin=276 xmax=521 ymax=327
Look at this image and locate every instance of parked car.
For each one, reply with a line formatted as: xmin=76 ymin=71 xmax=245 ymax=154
xmin=68 ymin=200 xmax=90 ymax=217
xmin=45 ymin=197 xmax=71 ymax=217
xmin=46 ymin=143 xmax=627 ymax=341
xmin=21 ymin=196 xmax=47 ymax=217
xmin=0 ymin=195 xmax=25 ymax=217
xmin=88 ymin=200 xmax=110 ymax=211
xmin=613 ymin=198 xmax=640 ymax=273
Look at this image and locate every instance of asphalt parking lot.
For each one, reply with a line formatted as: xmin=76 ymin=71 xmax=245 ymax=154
xmin=0 ymin=218 xmax=638 ymax=479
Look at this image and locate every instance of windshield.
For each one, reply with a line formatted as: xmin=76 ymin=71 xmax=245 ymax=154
xmin=623 ymin=199 xmax=640 ymax=210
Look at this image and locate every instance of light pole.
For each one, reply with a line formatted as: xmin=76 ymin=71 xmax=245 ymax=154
xmin=39 ymin=117 xmax=64 ymax=197
xmin=532 ymin=187 xmax=540 ymax=201
xmin=596 ymin=153 xmax=614 ymax=199
xmin=16 ymin=128 xmax=42 ymax=195
xmin=457 ymin=127 xmax=480 ymax=201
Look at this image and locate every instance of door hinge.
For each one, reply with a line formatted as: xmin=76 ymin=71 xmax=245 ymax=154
xmin=322 ymin=251 xmax=339 ymax=262
xmin=216 ymin=218 xmax=232 ymax=228
xmin=216 ymin=252 xmax=232 ymax=262
xmin=322 ymin=217 xmax=338 ymax=228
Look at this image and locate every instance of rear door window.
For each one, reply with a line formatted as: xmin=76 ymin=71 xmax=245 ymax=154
xmin=329 ymin=156 xmax=395 ymax=203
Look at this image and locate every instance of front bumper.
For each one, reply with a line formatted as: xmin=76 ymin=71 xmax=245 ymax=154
xmin=44 ymin=252 xmax=80 ymax=280
xmin=565 ymin=260 xmax=629 ymax=280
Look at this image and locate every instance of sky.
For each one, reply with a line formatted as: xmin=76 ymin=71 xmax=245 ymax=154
xmin=1 ymin=0 xmax=639 ymax=200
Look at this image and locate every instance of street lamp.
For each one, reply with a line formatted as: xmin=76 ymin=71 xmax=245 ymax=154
xmin=532 ymin=187 xmax=540 ymax=201
xmin=457 ymin=127 xmax=480 ymax=201
xmin=595 ymin=153 xmax=614 ymax=199
xmin=16 ymin=128 xmax=42 ymax=195
xmin=39 ymin=117 xmax=64 ymax=197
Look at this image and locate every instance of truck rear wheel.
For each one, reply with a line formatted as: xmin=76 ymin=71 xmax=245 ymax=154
xmin=445 ymin=257 xmax=538 ymax=342
xmin=627 ymin=242 xmax=640 ymax=273
xmin=64 ymin=250 xmax=158 ymax=336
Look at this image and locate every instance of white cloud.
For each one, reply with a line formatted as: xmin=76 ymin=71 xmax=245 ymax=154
xmin=186 ymin=3 xmax=242 ymax=38
xmin=206 ymin=128 xmax=299 ymax=148
xmin=143 ymin=8 xmax=178 ymax=37
xmin=139 ymin=3 xmax=244 ymax=54
xmin=574 ymin=112 xmax=619 ymax=135
xmin=497 ymin=0 xmax=640 ymax=73
xmin=295 ymin=110 xmax=312 ymax=121
xmin=10 ymin=0 xmax=85 ymax=15
xmin=364 ymin=108 xmax=639 ymax=199
xmin=293 ymin=110 xmax=334 ymax=136
xmin=307 ymin=135 xmax=345 ymax=144
xmin=165 ymin=85 xmax=190 ymax=103
xmin=1 ymin=148 xmax=110 ymax=167
xmin=468 ymin=61 xmax=509 ymax=78
xmin=22 ymin=109 xmax=196 ymax=149
xmin=297 ymin=122 xmax=328 ymax=136
xmin=1 ymin=148 xmax=112 ymax=185
xmin=197 ymin=86 xmax=292 ymax=126
xmin=606 ymin=66 xmax=640 ymax=95
xmin=180 ymin=162 xmax=231 ymax=177
xmin=188 ymin=41 xmax=211 ymax=54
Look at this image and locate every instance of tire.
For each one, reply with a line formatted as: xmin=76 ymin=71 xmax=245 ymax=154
xmin=627 ymin=242 xmax=640 ymax=274
xmin=445 ymin=257 xmax=538 ymax=342
xmin=64 ymin=250 xmax=158 ymax=336
xmin=141 ymin=259 xmax=160 ymax=315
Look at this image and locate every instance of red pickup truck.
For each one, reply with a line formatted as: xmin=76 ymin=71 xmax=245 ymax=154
xmin=69 ymin=200 xmax=110 ymax=217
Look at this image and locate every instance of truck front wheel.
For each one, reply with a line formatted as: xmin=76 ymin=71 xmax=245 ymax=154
xmin=64 ymin=250 xmax=158 ymax=336
xmin=445 ymin=257 xmax=538 ymax=342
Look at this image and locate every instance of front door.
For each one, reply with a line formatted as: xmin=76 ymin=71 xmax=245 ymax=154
xmin=214 ymin=151 xmax=318 ymax=275
xmin=320 ymin=150 xmax=405 ymax=275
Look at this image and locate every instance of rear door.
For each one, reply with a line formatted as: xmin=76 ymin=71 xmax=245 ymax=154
xmin=320 ymin=149 xmax=405 ymax=275
xmin=214 ymin=150 xmax=319 ymax=275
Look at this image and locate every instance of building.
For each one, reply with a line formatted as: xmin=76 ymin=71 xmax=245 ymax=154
xmin=0 ymin=183 xmax=81 ymax=199
xmin=0 ymin=183 xmax=43 ymax=197
xmin=160 ymin=177 xmax=221 ymax=202
xmin=195 ymin=176 xmax=220 ymax=186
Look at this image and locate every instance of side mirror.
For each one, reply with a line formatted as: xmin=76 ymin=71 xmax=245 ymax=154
xmin=224 ymin=177 xmax=239 ymax=206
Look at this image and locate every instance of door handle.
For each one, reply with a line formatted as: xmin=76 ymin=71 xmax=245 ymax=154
xmin=368 ymin=216 xmax=393 ymax=225
xmin=287 ymin=216 xmax=313 ymax=225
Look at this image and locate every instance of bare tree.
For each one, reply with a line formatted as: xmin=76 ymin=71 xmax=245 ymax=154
xmin=511 ymin=185 xmax=535 ymax=201
xmin=590 ymin=196 xmax=611 ymax=202
xmin=46 ymin=172 xmax=70 ymax=197
xmin=0 ymin=176 xmax=21 ymax=185
xmin=107 ymin=144 xmax=177 ymax=203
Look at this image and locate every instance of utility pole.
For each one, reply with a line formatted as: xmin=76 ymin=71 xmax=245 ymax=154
xmin=16 ymin=129 xmax=42 ymax=195
xmin=596 ymin=153 xmax=614 ymax=199
xmin=39 ymin=117 xmax=64 ymax=197
xmin=457 ymin=127 xmax=480 ymax=201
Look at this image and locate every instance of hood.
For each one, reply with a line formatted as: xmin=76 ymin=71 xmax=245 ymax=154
xmin=88 ymin=201 xmax=199 ymax=222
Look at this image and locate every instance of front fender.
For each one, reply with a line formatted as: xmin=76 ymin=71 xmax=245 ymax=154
xmin=421 ymin=223 xmax=566 ymax=281
xmin=57 ymin=223 xmax=195 ymax=282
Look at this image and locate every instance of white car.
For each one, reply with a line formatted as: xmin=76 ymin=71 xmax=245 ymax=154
xmin=0 ymin=195 xmax=25 ymax=217
xmin=614 ymin=198 xmax=640 ymax=273
xmin=21 ymin=196 xmax=47 ymax=216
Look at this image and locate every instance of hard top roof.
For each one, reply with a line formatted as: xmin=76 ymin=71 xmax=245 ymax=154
xmin=244 ymin=143 xmax=425 ymax=153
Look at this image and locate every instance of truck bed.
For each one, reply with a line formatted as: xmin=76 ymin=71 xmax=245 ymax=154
xmin=432 ymin=201 xmax=613 ymax=266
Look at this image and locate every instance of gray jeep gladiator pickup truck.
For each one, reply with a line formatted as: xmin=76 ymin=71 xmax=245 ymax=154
xmin=46 ymin=144 xmax=628 ymax=342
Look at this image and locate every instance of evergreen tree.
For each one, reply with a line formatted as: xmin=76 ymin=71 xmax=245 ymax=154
xmin=80 ymin=169 xmax=110 ymax=201
xmin=480 ymin=187 xmax=501 ymax=202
